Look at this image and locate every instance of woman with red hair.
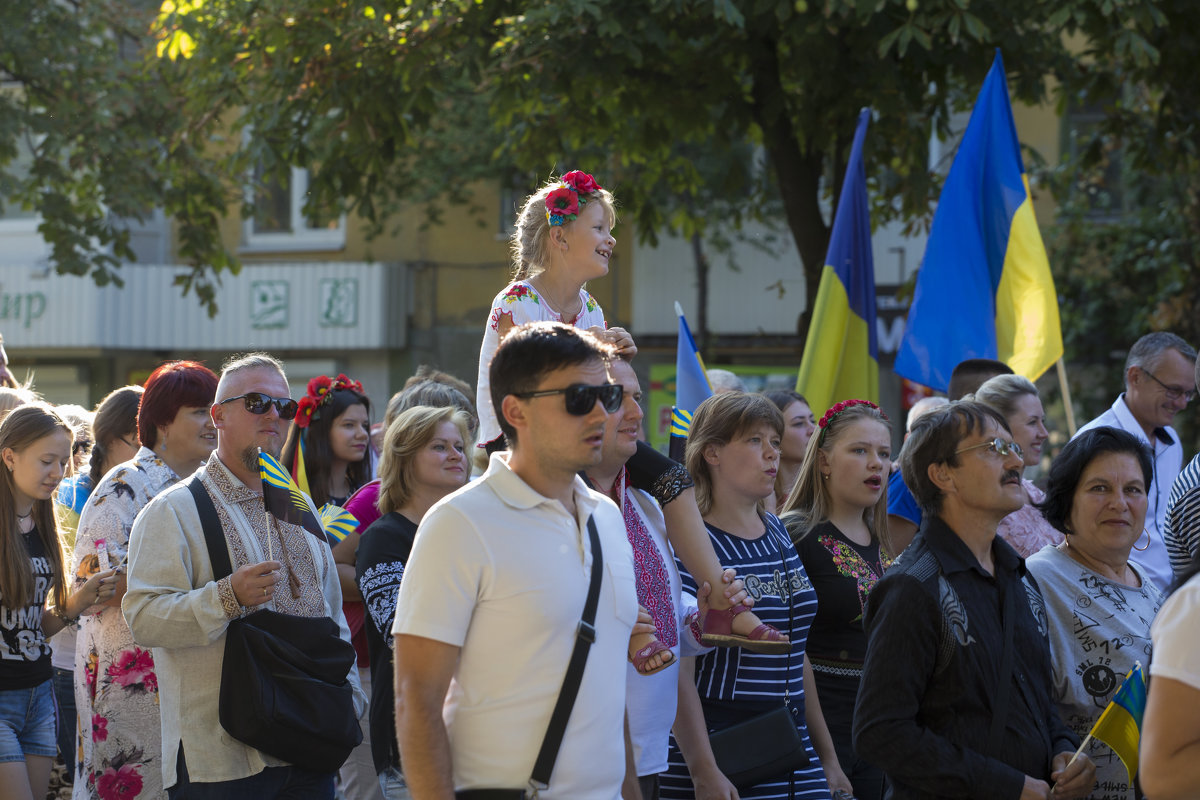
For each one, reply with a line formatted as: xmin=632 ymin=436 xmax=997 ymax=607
xmin=71 ymin=360 xmax=218 ymax=800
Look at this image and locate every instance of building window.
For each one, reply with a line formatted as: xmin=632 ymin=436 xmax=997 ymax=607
xmin=242 ymin=164 xmax=346 ymax=253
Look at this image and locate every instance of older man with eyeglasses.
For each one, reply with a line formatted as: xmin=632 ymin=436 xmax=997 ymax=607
xmin=1074 ymin=331 xmax=1196 ymax=591
xmin=854 ymin=401 xmax=1094 ymax=800
xmin=124 ymin=352 xmax=364 ymax=799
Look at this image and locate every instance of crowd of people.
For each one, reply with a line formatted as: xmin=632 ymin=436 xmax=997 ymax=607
xmin=3 ymin=172 xmax=1200 ymax=800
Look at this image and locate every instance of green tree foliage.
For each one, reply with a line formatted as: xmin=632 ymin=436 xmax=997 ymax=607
xmin=0 ymin=0 xmax=1178 ymax=327
xmin=152 ymin=0 xmax=1145 ymax=321
xmin=1041 ymin=0 xmax=1200 ymax=440
xmin=0 ymin=0 xmax=235 ymax=313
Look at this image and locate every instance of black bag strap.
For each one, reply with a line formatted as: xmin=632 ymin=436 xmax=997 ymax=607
xmin=529 ymin=514 xmax=604 ymax=791
xmin=986 ymin=575 xmax=1019 ymax=757
xmin=187 ymin=476 xmax=233 ymax=581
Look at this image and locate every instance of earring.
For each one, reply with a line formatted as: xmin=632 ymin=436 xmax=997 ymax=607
xmin=822 ymin=473 xmax=829 ymax=480
xmin=1132 ymin=528 xmax=1151 ymax=552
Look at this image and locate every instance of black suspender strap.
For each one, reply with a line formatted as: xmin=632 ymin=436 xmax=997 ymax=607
xmin=529 ymin=514 xmax=604 ymax=791
xmin=187 ymin=476 xmax=233 ymax=581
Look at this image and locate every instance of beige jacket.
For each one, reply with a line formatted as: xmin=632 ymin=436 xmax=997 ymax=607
xmin=123 ymin=453 xmax=364 ymax=787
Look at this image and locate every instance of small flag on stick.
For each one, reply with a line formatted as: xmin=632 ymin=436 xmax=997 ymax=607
xmin=259 ymin=448 xmax=325 ymax=542
xmin=1062 ymin=662 xmax=1147 ymax=784
xmin=670 ymin=302 xmax=713 ymax=461
xmin=318 ymin=504 xmax=358 ymax=544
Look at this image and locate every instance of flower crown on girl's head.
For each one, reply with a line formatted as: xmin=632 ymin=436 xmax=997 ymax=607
xmin=545 ymin=171 xmax=604 ymax=226
xmin=295 ymin=373 xmax=364 ymax=430
xmin=817 ymin=399 xmax=887 ymax=445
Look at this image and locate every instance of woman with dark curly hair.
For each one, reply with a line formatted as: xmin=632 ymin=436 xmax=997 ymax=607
xmin=1026 ymin=426 xmax=1163 ymax=800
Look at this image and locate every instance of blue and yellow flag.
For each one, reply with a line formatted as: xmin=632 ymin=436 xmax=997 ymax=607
xmin=894 ymin=51 xmax=1062 ymax=393
xmin=1089 ymin=662 xmax=1147 ymax=782
xmin=796 ymin=108 xmax=878 ymax=415
xmin=670 ymin=302 xmax=712 ymax=460
xmin=259 ymin=449 xmax=325 ymax=541
xmin=317 ymin=503 xmax=358 ymax=545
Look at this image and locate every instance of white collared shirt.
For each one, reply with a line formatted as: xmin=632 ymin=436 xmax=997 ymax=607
xmin=393 ymin=452 xmax=635 ymax=799
xmin=1075 ymin=393 xmax=1184 ymax=591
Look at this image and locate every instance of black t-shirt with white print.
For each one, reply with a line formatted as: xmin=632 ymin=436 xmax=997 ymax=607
xmin=0 ymin=526 xmax=54 ymax=688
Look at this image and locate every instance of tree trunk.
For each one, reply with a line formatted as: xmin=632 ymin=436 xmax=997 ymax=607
xmin=747 ymin=37 xmax=831 ymax=341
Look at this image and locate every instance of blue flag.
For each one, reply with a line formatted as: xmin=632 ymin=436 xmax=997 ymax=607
xmin=796 ymin=108 xmax=879 ymax=416
xmin=670 ymin=302 xmax=712 ymax=460
xmin=895 ymin=51 xmax=1062 ymax=392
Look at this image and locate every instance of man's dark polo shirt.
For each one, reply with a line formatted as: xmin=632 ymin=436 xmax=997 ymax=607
xmin=853 ymin=516 xmax=1078 ymax=799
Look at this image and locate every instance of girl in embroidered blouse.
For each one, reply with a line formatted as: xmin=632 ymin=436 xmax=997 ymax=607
xmin=970 ymin=374 xmax=1061 ymax=558
xmin=476 ymin=173 xmax=792 ymax=675
xmin=779 ymin=399 xmax=893 ymax=800
xmin=0 ymin=404 xmax=117 ymax=800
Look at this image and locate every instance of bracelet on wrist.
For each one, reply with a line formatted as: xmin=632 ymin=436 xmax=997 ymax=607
xmin=52 ymin=606 xmax=79 ymax=626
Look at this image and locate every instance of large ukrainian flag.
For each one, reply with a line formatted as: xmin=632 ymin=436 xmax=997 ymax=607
xmin=669 ymin=302 xmax=712 ymax=460
xmin=796 ymin=108 xmax=878 ymax=415
xmin=894 ymin=51 xmax=1062 ymax=393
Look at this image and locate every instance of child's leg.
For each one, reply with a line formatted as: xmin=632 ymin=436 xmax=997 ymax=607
xmin=662 ymin=489 xmax=789 ymax=653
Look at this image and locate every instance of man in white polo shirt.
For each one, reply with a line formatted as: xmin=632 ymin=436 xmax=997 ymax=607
xmin=393 ymin=322 xmax=637 ymax=800
xmin=1074 ymin=331 xmax=1195 ymax=591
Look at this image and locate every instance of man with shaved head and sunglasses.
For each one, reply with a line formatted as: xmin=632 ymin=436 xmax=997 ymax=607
xmin=853 ymin=401 xmax=1095 ymax=800
xmin=124 ymin=352 xmax=364 ymax=799
xmin=393 ymin=321 xmax=638 ymax=799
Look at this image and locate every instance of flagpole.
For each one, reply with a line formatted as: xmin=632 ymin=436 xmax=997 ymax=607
xmin=1056 ymin=358 xmax=1077 ymax=437
xmin=258 ymin=447 xmax=274 ymax=563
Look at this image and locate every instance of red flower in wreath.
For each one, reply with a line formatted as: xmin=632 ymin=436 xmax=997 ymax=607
xmin=332 ymin=373 xmax=363 ymax=393
xmin=562 ymin=170 xmax=601 ymax=195
xmin=545 ymin=186 xmax=580 ymax=222
xmin=818 ymin=399 xmax=885 ymax=430
xmin=295 ymin=395 xmax=319 ymax=429
xmin=306 ymin=374 xmax=333 ymax=400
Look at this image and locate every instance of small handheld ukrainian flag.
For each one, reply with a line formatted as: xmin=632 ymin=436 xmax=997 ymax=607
xmin=317 ymin=504 xmax=358 ymax=545
xmin=670 ymin=302 xmax=713 ymax=461
xmin=258 ymin=448 xmax=325 ymax=542
xmin=1079 ymin=662 xmax=1147 ymax=782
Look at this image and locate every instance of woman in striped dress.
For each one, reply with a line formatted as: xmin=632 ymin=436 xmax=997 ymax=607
xmin=661 ymin=392 xmax=852 ymax=800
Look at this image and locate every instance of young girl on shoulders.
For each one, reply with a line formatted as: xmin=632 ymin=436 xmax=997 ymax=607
xmin=476 ymin=171 xmax=635 ymax=452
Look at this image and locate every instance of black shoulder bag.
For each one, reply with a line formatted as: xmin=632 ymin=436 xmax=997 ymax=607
xmin=455 ymin=516 xmax=605 ymax=800
xmin=187 ymin=477 xmax=362 ymax=774
xmin=706 ymin=528 xmax=810 ymax=790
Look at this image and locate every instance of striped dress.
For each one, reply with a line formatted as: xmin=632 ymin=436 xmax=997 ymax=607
xmin=660 ymin=514 xmax=830 ymax=800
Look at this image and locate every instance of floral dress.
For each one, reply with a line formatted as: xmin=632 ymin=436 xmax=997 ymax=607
xmin=72 ymin=448 xmax=182 ymax=800
xmin=474 ymin=280 xmax=606 ymax=449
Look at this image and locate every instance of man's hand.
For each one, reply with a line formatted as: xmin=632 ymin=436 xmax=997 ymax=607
xmin=231 ymin=560 xmax=282 ymax=607
xmin=1049 ymin=751 xmax=1095 ymax=800
xmin=1019 ymin=775 xmax=1050 ymax=800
